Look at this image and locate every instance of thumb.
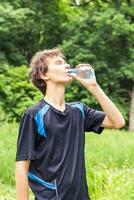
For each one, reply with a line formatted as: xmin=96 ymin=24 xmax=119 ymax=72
xmin=70 ymin=73 xmax=80 ymax=81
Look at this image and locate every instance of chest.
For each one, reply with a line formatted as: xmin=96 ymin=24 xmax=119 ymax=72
xmin=43 ymin=109 xmax=84 ymax=136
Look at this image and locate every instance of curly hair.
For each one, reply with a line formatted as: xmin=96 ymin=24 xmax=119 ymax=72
xmin=29 ymin=48 xmax=63 ymax=95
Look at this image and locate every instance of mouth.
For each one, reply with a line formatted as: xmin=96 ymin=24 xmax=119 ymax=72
xmin=65 ymin=66 xmax=72 ymax=78
xmin=65 ymin=66 xmax=71 ymax=77
xmin=67 ymin=73 xmax=72 ymax=78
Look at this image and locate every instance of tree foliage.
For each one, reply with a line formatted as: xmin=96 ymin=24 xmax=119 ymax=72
xmin=63 ymin=0 xmax=134 ymax=124
xmin=0 ymin=65 xmax=42 ymax=120
xmin=0 ymin=0 xmax=134 ymax=126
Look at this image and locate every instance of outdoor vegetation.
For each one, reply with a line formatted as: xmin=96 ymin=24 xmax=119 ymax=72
xmin=0 ymin=0 xmax=134 ymax=199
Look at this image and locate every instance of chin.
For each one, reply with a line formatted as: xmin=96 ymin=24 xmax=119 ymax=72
xmin=57 ymin=77 xmax=72 ymax=85
xmin=65 ymin=78 xmax=73 ymax=85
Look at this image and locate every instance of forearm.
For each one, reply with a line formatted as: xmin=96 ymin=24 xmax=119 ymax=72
xmin=87 ymin=84 xmax=125 ymax=127
xmin=15 ymin=162 xmax=30 ymax=200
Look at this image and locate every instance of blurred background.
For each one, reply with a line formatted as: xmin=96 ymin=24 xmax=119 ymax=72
xmin=0 ymin=0 xmax=134 ymax=199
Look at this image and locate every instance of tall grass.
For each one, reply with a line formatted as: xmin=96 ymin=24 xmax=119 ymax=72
xmin=0 ymin=121 xmax=134 ymax=199
xmin=0 ymin=121 xmax=18 ymax=186
xmin=85 ymin=130 xmax=134 ymax=200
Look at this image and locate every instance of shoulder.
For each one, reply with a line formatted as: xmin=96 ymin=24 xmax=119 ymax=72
xmin=67 ymin=101 xmax=85 ymax=117
xmin=23 ymin=99 xmax=49 ymax=118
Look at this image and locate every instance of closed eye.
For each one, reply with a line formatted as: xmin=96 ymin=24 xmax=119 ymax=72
xmin=55 ymin=60 xmax=67 ymax=65
xmin=55 ymin=60 xmax=62 ymax=64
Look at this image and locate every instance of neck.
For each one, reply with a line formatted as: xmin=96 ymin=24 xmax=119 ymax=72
xmin=44 ymin=83 xmax=65 ymax=111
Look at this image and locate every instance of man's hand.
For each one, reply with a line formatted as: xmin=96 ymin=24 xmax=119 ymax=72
xmin=70 ymin=64 xmax=98 ymax=92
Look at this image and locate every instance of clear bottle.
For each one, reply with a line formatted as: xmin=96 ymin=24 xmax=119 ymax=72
xmin=68 ymin=65 xmax=95 ymax=79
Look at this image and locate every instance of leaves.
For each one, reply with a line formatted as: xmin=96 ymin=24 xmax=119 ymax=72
xmin=0 ymin=0 xmax=134 ymax=125
xmin=0 ymin=65 xmax=42 ymax=120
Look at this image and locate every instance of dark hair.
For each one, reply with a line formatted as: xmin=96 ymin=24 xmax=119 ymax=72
xmin=29 ymin=48 xmax=63 ymax=95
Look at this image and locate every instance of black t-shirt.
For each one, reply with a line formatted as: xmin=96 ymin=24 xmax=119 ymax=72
xmin=16 ymin=99 xmax=106 ymax=200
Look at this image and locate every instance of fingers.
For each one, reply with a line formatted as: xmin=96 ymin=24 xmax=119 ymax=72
xmin=69 ymin=73 xmax=80 ymax=81
xmin=75 ymin=63 xmax=92 ymax=69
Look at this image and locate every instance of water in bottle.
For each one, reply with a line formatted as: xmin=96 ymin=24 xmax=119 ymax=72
xmin=68 ymin=65 xmax=95 ymax=79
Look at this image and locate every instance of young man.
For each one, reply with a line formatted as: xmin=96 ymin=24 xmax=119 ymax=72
xmin=15 ymin=48 xmax=125 ymax=200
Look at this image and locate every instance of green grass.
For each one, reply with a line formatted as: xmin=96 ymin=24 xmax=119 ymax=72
xmin=0 ymin=121 xmax=34 ymax=199
xmin=85 ymin=130 xmax=134 ymax=200
xmin=0 ymin=121 xmax=134 ymax=199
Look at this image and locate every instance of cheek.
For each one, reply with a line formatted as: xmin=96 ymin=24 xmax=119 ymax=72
xmin=49 ymin=67 xmax=64 ymax=77
xmin=49 ymin=66 xmax=62 ymax=75
xmin=48 ymin=66 xmax=71 ymax=83
xmin=48 ymin=69 xmax=64 ymax=82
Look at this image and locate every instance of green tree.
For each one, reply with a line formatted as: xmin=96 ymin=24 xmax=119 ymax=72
xmin=0 ymin=2 xmax=40 ymax=65
xmin=0 ymin=0 xmax=134 ymax=128
xmin=0 ymin=0 xmax=68 ymax=65
xmin=62 ymin=2 xmax=134 ymax=126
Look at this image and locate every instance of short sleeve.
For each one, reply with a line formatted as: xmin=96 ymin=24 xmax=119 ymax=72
xmin=84 ymin=104 xmax=106 ymax=134
xmin=16 ymin=112 xmax=37 ymax=161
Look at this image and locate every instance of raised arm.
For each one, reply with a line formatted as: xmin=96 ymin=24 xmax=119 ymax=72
xmin=87 ymin=84 xmax=125 ymax=128
xmin=70 ymin=64 xmax=125 ymax=129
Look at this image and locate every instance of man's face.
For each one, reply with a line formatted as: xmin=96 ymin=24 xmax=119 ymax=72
xmin=46 ymin=56 xmax=72 ymax=85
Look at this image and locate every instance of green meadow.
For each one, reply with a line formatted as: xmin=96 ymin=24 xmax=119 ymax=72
xmin=0 ymin=121 xmax=134 ymax=200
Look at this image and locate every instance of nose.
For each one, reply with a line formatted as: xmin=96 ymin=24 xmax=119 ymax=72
xmin=65 ymin=65 xmax=70 ymax=70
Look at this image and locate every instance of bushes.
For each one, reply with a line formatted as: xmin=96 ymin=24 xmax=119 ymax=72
xmin=0 ymin=65 xmax=42 ymax=121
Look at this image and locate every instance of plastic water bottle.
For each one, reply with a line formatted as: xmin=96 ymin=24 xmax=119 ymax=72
xmin=68 ymin=65 xmax=95 ymax=79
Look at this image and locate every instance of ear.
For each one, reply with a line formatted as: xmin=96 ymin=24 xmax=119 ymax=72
xmin=40 ymin=73 xmax=50 ymax=81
